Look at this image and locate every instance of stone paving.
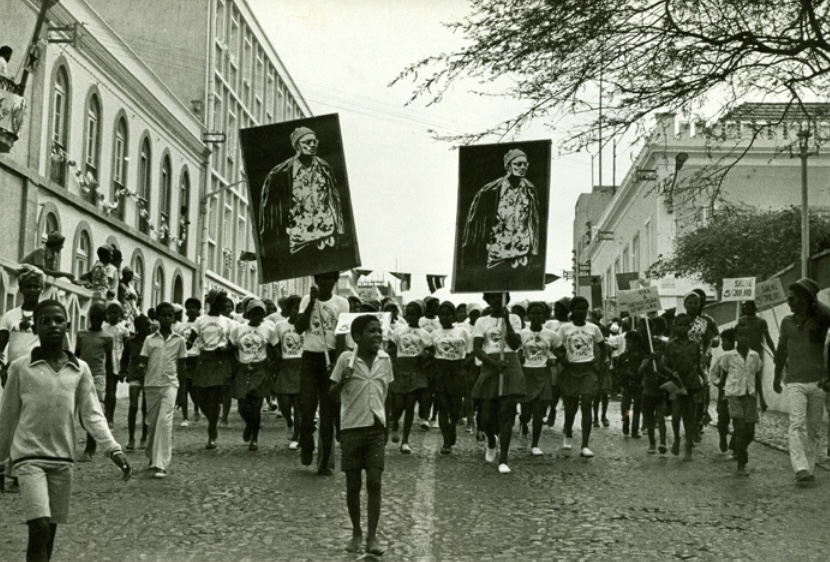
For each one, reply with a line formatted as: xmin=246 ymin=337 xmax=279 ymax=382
xmin=2 ymin=398 xmax=830 ymax=561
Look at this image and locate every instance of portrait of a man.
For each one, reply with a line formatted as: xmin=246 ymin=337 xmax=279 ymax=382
xmin=453 ymin=140 xmax=551 ymax=293
xmin=240 ymin=114 xmax=360 ymax=283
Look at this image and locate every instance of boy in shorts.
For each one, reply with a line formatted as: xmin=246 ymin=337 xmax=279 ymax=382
xmin=330 ymin=315 xmax=392 ymax=557
xmin=0 ymin=299 xmax=131 ymax=562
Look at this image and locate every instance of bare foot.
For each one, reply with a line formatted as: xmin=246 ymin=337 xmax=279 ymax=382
xmin=366 ymin=536 xmax=385 ymax=556
xmin=345 ymin=534 xmax=363 ymax=553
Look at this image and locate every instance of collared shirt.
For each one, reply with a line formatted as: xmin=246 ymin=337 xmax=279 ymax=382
xmin=141 ymin=331 xmax=186 ymax=387
xmin=331 ymin=350 xmax=393 ymax=431
xmin=0 ymin=348 xmax=121 ymax=466
xmin=720 ymin=349 xmax=762 ymax=397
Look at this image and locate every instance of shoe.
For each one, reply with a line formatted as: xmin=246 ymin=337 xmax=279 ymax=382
xmin=498 ymin=463 xmax=511 ymax=474
xmin=153 ymin=469 xmax=168 ymax=479
xmin=631 ymin=433 xmax=641 ymax=439
xmin=126 ymin=441 xmax=135 ymax=452
xmin=622 ymin=422 xmax=629 ymax=436
xmin=602 ymin=418 xmax=610 ymax=428
xmin=562 ymin=437 xmax=573 ymax=450
xmin=205 ymin=441 xmax=217 ymax=450
xmin=180 ymin=420 xmax=189 ymax=428
xmin=420 ymin=420 xmax=431 ymax=431
xmin=736 ymin=465 xmax=749 ymax=477
xmin=432 ymin=421 xmax=440 ymax=429
xmin=671 ymin=440 xmax=680 ymax=456
xmin=719 ymin=434 xmax=728 ymax=453
xmin=658 ymin=444 xmax=667 ymax=455
xmin=243 ymin=426 xmax=252 ymax=443
xmin=440 ymin=446 xmax=451 ymax=455
xmin=391 ymin=428 xmax=400 ymax=444
xmin=261 ymin=405 xmax=271 ymax=413
xmin=317 ymin=466 xmax=333 ymax=476
xmin=288 ymin=440 xmax=299 ymax=451
xmin=796 ymin=470 xmax=815 ymax=483
xmin=531 ymin=447 xmax=544 ymax=457
xmin=580 ymin=447 xmax=594 ymax=458
xmin=248 ymin=441 xmax=258 ymax=452
xmin=485 ymin=446 xmax=497 ymax=463
xmin=400 ymin=443 xmax=412 ymax=454
xmin=647 ymin=446 xmax=656 ymax=455
xmin=138 ymin=439 xmax=147 ymax=450
xmin=300 ymin=448 xmax=313 ymax=465
xmin=592 ymin=420 xmax=600 ymax=428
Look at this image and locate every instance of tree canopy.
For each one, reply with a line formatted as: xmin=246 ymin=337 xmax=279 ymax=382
xmin=646 ymin=207 xmax=830 ymax=287
xmin=393 ymin=0 xmax=830 ymax=151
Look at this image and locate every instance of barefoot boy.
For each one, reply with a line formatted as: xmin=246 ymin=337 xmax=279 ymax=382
xmin=330 ymin=315 xmax=392 ymax=556
xmin=0 ymin=299 xmax=132 ymax=562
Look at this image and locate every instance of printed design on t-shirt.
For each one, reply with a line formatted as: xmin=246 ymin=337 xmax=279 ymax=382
xmin=17 ymin=313 xmax=33 ymax=333
xmin=309 ymin=303 xmax=338 ymax=338
xmin=237 ymin=328 xmax=266 ymax=358
xmin=523 ymin=334 xmax=549 ymax=367
xmin=564 ymin=329 xmax=593 ymax=362
xmin=435 ymin=335 xmax=463 ymax=360
xmin=281 ymin=329 xmax=303 ymax=357
xmin=398 ymin=330 xmax=421 ymax=357
xmin=484 ymin=325 xmax=504 ymax=347
xmin=201 ymin=318 xmax=229 ymax=348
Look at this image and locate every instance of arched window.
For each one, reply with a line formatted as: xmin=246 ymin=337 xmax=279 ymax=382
xmin=137 ymin=137 xmax=152 ymax=234
xmin=159 ymin=155 xmax=172 ymax=245
xmin=83 ymin=93 xmax=101 ymax=205
xmin=50 ymin=67 xmax=70 ymax=187
xmin=152 ymin=263 xmax=165 ymax=307
xmin=112 ymin=117 xmax=128 ymax=221
xmin=172 ymin=273 xmax=184 ymax=304
xmin=178 ymin=169 xmax=190 ymax=256
xmin=38 ymin=210 xmax=60 ymax=246
xmin=131 ymin=251 xmax=145 ymax=311
xmin=73 ymin=227 xmax=92 ymax=278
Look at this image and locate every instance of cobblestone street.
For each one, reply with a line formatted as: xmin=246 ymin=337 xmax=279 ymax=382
xmin=3 ymin=398 xmax=830 ymax=561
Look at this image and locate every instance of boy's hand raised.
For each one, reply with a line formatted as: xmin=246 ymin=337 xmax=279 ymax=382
xmin=112 ymin=452 xmax=133 ymax=481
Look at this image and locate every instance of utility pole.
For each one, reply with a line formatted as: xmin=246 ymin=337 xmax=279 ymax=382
xmin=795 ymin=128 xmax=813 ymax=278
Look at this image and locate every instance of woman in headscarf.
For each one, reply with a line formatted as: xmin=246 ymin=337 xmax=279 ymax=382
xmin=682 ymin=289 xmax=719 ymax=441
xmin=118 ymin=266 xmax=139 ymax=331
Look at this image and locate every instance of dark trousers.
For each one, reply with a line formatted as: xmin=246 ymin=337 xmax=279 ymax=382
xmin=733 ymin=420 xmax=755 ymax=466
xmin=716 ymin=399 xmax=735 ymax=451
xmin=238 ymin=395 xmax=264 ymax=441
xmin=199 ymin=385 xmax=224 ymax=442
xmin=621 ymin=387 xmax=643 ymax=435
xmin=642 ymin=393 xmax=666 ymax=446
xmin=104 ymin=374 xmax=120 ymax=424
xmin=300 ymin=351 xmax=335 ymax=470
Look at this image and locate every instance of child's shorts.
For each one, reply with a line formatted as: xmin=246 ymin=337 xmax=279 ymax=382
xmin=340 ymin=424 xmax=386 ymax=473
xmin=727 ymin=395 xmax=759 ymax=424
xmin=16 ymin=462 xmax=73 ymax=524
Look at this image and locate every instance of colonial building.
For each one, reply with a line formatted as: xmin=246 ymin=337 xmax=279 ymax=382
xmin=575 ymin=106 xmax=830 ymax=317
xmin=84 ymin=0 xmax=314 ymax=303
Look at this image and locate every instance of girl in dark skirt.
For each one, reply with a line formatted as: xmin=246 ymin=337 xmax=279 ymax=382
xmin=274 ymin=295 xmax=303 ymax=449
xmin=388 ymin=301 xmax=433 ymax=454
xmin=430 ymin=301 xmax=473 ymax=454
xmin=519 ymin=302 xmax=561 ymax=456
xmin=471 ymin=292 xmax=525 ymax=475
xmin=188 ymin=290 xmax=235 ymax=449
xmin=229 ymin=299 xmax=279 ymax=451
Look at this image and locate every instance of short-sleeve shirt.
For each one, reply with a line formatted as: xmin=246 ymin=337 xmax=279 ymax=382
xmin=141 ymin=331 xmax=187 ymax=387
xmin=473 ymin=314 xmax=522 ymax=355
xmin=230 ymin=322 xmax=278 ymax=364
xmin=192 ymin=315 xmax=233 ymax=351
xmin=175 ymin=319 xmax=201 ymax=357
xmin=76 ymin=330 xmax=114 ymax=378
xmin=299 ymin=294 xmax=350 ymax=352
xmin=0 ymin=307 xmax=39 ymax=365
xmin=275 ymin=320 xmax=303 ymax=360
xmin=557 ymin=322 xmax=604 ymax=364
xmin=431 ymin=326 xmax=472 ymax=361
xmin=520 ymin=327 xmax=561 ymax=368
xmin=392 ymin=325 xmax=432 ymax=358
xmin=330 ymin=350 xmax=393 ymax=430
xmin=720 ymin=349 xmax=762 ymax=397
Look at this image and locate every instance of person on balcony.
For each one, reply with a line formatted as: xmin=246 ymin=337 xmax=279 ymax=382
xmin=20 ymin=231 xmax=74 ymax=282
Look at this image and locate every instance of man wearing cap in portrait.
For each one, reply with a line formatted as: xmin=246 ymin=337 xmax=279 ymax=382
xmin=462 ymin=148 xmax=540 ymax=274
xmin=20 ymin=230 xmax=75 ymax=282
xmin=258 ymin=126 xmax=344 ymax=260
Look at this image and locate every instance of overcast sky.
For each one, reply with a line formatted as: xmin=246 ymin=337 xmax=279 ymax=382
xmin=250 ymin=0 xmax=628 ymax=303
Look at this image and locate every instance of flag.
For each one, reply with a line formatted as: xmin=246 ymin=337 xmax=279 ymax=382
xmin=390 ymin=272 xmax=411 ymax=292
xmin=427 ymin=275 xmax=446 ymax=293
xmin=350 ymin=268 xmax=372 ymax=286
xmin=544 ymin=273 xmax=560 ymax=285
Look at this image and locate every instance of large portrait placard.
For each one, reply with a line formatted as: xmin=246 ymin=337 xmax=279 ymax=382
xmin=240 ymin=114 xmax=360 ymax=283
xmin=452 ymin=140 xmax=551 ymax=293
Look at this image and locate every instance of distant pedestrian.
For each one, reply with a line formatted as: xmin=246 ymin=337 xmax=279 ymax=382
xmin=617 ymin=330 xmax=645 ymax=439
xmin=102 ymin=302 xmax=130 ymax=427
xmin=640 ymin=329 xmax=668 ymax=455
xmin=137 ymin=303 xmax=186 ymax=478
xmin=0 ymin=299 xmax=132 ymax=562
xmin=329 ymin=315 xmax=392 ymax=557
xmin=682 ymin=290 xmax=719 ymax=440
xmin=773 ymin=277 xmax=830 ymax=484
xmin=121 ymin=315 xmax=152 ymax=451
xmin=663 ymin=313 xmax=703 ymax=461
xmin=709 ymin=328 xmax=736 ymax=455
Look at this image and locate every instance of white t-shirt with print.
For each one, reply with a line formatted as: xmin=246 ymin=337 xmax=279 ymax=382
xmin=0 ymin=307 xmax=39 ymax=364
xmin=391 ymin=325 xmax=432 ymax=358
xmin=192 ymin=314 xmax=234 ymax=351
xmin=557 ymin=322 xmax=604 ymax=364
xmin=275 ymin=320 xmax=303 ymax=360
xmin=175 ymin=319 xmax=201 ymax=357
xmin=520 ymin=327 xmax=561 ymax=368
xmin=299 ymin=294 xmax=350 ymax=352
xmin=473 ymin=314 xmax=522 ymax=355
xmin=419 ymin=317 xmax=441 ymax=334
xmin=230 ymin=322 xmax=279 ymax=364
xmin=431 ymin=326 xmax=473 ymax=361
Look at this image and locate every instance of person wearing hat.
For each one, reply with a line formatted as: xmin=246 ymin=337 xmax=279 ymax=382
xmin=20 ymin=230 xmax=75 ymax=282
xmin=258 ymin=126 xmax=344 ymax=264
xmin=773 ymin=277 xmax=830 ymax=484
xmin=459 ymin=148 xmax=541 ymax=291
xmin=228 ymin=299 xmax=279 ymax=451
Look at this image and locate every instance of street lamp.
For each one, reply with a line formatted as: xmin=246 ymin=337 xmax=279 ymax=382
xmin=197 ymin=178 xmax=247 ymax=298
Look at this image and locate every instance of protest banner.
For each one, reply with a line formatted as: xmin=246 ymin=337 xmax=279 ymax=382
xmin=754 ymin=277 xmax=787 ymax=311
xmin=721 ymin=277 xmax=756 ymax=302
xmin=617 ymin=286 xmax=661 ymax=316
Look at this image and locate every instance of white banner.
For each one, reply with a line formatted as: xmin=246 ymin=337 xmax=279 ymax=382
xmin=617 ymin=286 xmax=661 ymax=315
xmin=754 ymin=278 xmax=787 ymax=311
xmin=721 ymin=277 xmax=756 ymax=302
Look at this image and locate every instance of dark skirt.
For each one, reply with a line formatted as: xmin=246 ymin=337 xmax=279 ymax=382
xmin=274 ymin=359 xmax=301 ymax=395
xmin=471 ymin=353 xmax=526 ymax=399
xmin=433 ymin=359 xmax=467 ymax=397
xmin=522 ymin=366 xmax=553 ymax=402
xmin=560 ymin=362 xmax=599 ymax=398
xmin=232 ymin=361 xmax=272 ymax=399
xmin=185 ymin=356 xmax=199 ymax=380
xmin=193 ymin=349 xmax=234 ymax=388
xmin=390 ymin=356 xmax=428 ymax=395
xmin=597 ymin=366 xmax=612 ymax=394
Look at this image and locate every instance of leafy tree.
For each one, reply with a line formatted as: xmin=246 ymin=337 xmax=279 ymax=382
xmin=646 ymin=207 xmax=830 ymax=287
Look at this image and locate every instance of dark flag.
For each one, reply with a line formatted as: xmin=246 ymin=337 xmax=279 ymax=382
xmin=427 ymin=275 xmax=446 ymax=293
